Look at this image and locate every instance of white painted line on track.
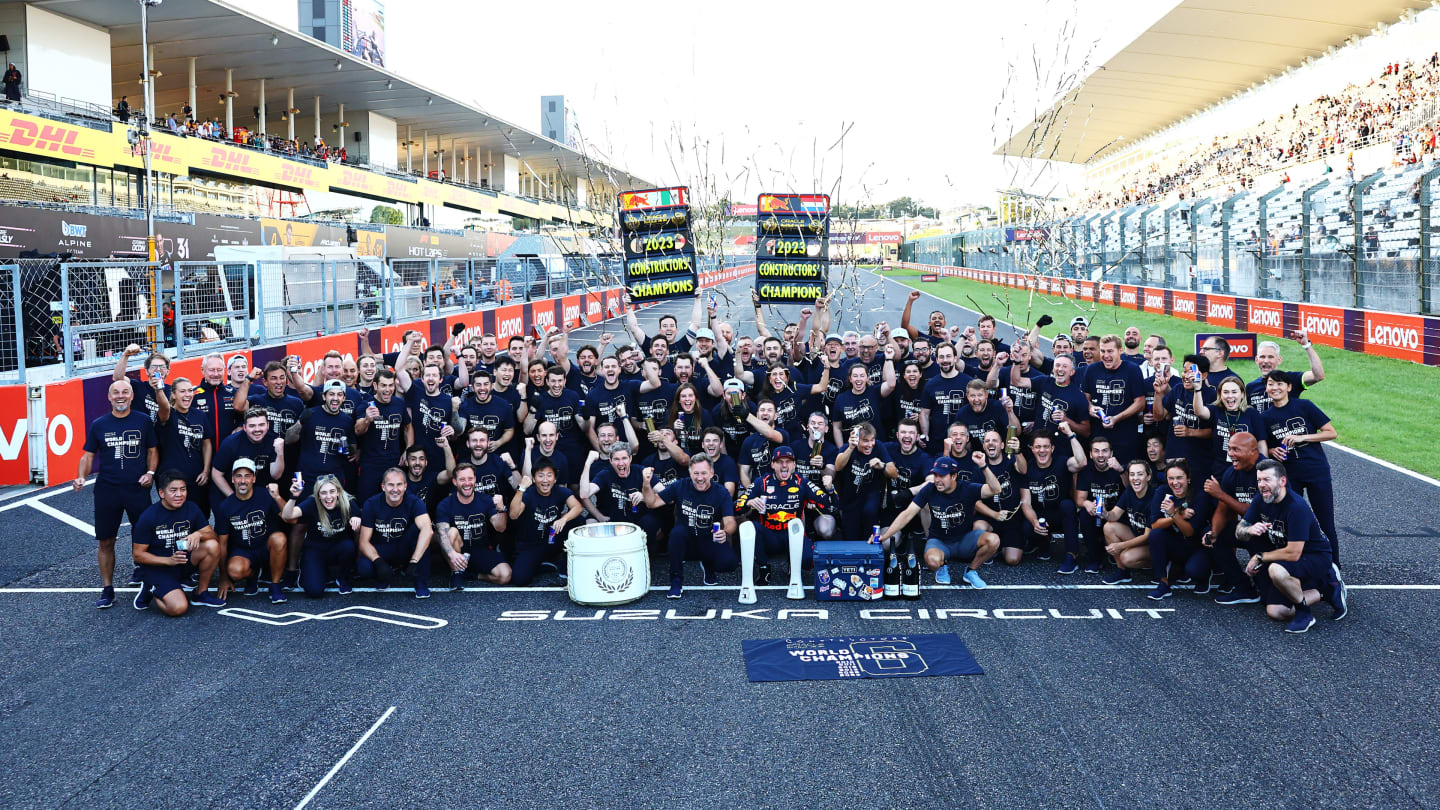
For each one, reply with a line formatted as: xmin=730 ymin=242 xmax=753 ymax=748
xmin=26 ymin=499 xmax=96 ymax=535
xmin=1 ymin=583 xmax=1436 ymax=594
xmin=294 ymin=705 xmax=396 ymax=810
xmin=0 ymin=478 xmax=92 ymax=512
xmin=879 ymin=270 xmax=1440 ymax=490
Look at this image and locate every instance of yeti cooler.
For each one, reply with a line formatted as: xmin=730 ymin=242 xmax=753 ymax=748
xmin=812 ymin=541 xmax=883 ymax=601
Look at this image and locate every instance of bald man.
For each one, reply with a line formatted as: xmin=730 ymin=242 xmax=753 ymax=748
xmin=1203 ymin=431 xmax=1263 ymax=604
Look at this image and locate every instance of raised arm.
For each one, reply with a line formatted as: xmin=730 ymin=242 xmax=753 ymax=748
xmin=751 ymin=289 xmax=772 ymax=338
xmin=900 ymin=290 xmax=922 ymax=340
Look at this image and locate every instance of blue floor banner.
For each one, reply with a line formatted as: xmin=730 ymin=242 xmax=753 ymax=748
xmin=742 ymin=634 xmax=984 ymax=682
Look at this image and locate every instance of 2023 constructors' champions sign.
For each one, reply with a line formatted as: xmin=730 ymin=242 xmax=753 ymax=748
xmin=755 ymin=193 xmax=830 ymax=303
xmin=619 ymin=187 xmax=699 ymax=303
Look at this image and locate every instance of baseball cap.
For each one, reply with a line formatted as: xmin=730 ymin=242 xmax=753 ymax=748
xmin=824 ymin=333 xmax=842 ymax=344
xmin=695 ymin=327 xmax=715 ymax=340
xmin=722 ymin=378 xmax=745 ymax=393
xmin=322 ymin=379 xmax=346 ymax=394
xmin=930 ymin=456 xmax=959 ymax=476
xmin=231 ymin=457 xmax=257 ymax=473
xmin=890 ymin=327 xmax=909 ymax=340
xmin=1070 ymin=316 xmax=1089 ymax=328
xmin=771 ymin=446 xmax=796 ymax=461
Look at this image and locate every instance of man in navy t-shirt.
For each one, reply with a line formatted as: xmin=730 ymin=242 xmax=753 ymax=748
xmin=879 ymin=455 xmax=1003 ymax=589
xmin=213 ymin=459 xmax=289 ymax=604
xmin=76 ymin=379 xmax=158 ymax=609
xmin=1258 ymin=370 xmax=1340 ymax=565
xmin=435 ymin=462 xmax=510 ymax=589
xmin=1082 ymin=335 xmax=1147 ymax=465
xmin=1238 ymin=459 xmax=1346 ymax=633
xmin=130 ymin=471 xmax=221 ymax=616
xmin=643 ymin=453 xmax=737 ymax=599
xmin=357 ymin=468 xmax=436 ymax=598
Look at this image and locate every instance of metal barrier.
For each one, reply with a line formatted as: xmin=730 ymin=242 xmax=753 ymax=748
xmin=173 ymin=261 xmax=251 ymax=355
xmin=0 ymin=265 xmax=22 ymax=383
xmin=901 ymin=161 xmax=1440 ymax=315
xmin=61 ymin=260 xmax=165 ymax=377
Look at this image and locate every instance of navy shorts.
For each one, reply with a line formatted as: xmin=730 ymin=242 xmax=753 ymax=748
xmin=95 ymin=484 xmax=152 ymax=541
xmin=227 ymin=546 xmax=268 ymax=570
xmin=141 ymin=563 xmax=193 ymax=599
xmin=925 ymin=530 xmax=983 ymax=563
xmin=1261 ymin=553 xmax=1332 ymax=605
xmin=465 ymin=546 xmax=507 ymax=577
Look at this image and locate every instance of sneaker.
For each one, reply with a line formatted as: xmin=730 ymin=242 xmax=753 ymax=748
xmin=179 ymin=572 xmax=198 ymax=592
xmin=1102 ymin=568 xmax=1132 ymax=585
xmin=1327 ymin=564 xmax=1347 ymax=620
xmin=1192 ymin=577 xmax=1212 ymax=596
xmin=1057 ymin=554 xmax=1079 ymax=575
xmin=1035 ymin=546 xmax=1053 ymax=561
xmin=667 ymin=579 xmax=683 ymax=599
xmin=540 ymin=560 xmax=559 ymax=573
xmin=450 ymin=572 xmax=465 ymax=592
xmin=336 ymin=575 xmax=352 ymax=595
xmin=95 ymin=586 xmax=115 ymax=610
xmin=934 ymin=565 xmax=952 ymax=585
xmin=281 ymin=569 xmax=300 ymax=590
xmin=1081 ymin=558 xmax=1102 ymax=575
xmin=132 ymin=585 xmax=152 ymax=611
xmin=414 ymin=580 xmax=431 ymax=600
xmin=243 ymin=575 xmax=260 ymax=597
xmin=1147 ymin=582 xmax=1172 ymax=600
xmin=1174 ymin=576 xmax=1193 ymax=586
xmin=1285 ymin=607 xmax=1316 ymax=634
xmin=1214 ymin=590 xmax=1261 ymax=605
xmin=962 ymin=569 xmax=987 ymax=589
xmin=126 ymin=570 xmax=142 ymax=586
xmin=757 ymin=564 xmax=772 ymax=586
xmin=700 ymin=562 xmax=718 ymax=586
xmin=190 ymin=592 xmax=227 ymax=608
xmin=268 ymin=583 xmax=288 ymax=605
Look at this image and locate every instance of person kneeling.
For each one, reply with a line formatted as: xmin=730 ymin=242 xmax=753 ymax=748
xmin=214 ymin=459 xmax=290 ymax=604
xmin=878 ymin=454 xmax=1003 ymax=589
xmin=436 ymin=463 xmax=510 ymax=590
xmin=356 ymin=467 xmax=436 ymax=599
xmin=132 ymin=471 xmax=221 ymax=615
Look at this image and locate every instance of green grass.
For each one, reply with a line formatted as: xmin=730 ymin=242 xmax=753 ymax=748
xmin=885 ymin=267 xmax=1440 ymax=480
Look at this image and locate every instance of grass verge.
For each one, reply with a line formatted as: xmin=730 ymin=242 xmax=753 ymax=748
xmin=884 ymin=267 xmax=1440 ymax=480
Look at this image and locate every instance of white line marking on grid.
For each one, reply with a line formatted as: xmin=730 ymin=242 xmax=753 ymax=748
xmin=293 ymin=705 xmax=397 ymax=810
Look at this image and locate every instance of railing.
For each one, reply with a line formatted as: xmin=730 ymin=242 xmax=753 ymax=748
xmin=903 ymin=161 xmax=1440 ymax=315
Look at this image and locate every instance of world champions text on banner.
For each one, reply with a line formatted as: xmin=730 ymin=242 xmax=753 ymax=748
xmin=618 ymin=186 xmax=698 ymax=304
xmin=755 ymin=193 xmax=830 ymax=303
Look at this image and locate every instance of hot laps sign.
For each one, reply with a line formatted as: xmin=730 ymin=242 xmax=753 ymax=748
xmin=755 ymin=193 xmax=830 ymax=303
xmin=618 ymin=186 xmax=697 ymax=303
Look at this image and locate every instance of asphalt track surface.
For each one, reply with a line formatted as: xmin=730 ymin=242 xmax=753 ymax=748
xmin=2 ymin=268 xmax=1439 ymax=809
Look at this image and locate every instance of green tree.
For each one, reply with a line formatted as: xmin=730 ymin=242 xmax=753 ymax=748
xmin=370 ymin=205 xmax=404 ymax=225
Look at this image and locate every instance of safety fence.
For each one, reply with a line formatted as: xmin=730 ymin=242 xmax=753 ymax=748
xmin=0 ymin=258 xmax=756 ymax=487
xmin=902 ymin=161 xmax=1440 ymax=316
xmin=893 ymin=262 xmax=1440 ymax=369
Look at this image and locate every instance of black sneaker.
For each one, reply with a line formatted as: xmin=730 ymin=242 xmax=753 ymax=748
xmin=700 ymin=562 xmax=718 ymax=586
xmin=281 ymin=569 xmax=300 ymax=590
xmin=1214 ymin=590 xmax=1261 ymax=605
xmin=450 ymin=572 xmax=465 ymax=591
xmin=1193 ymin=577 xmax=1212 ymax=596
xmin=243 ymin=575 xmax=260 ymax=597
xmin=126 ymin=570 xmax=142 ymax=586
xmin=1327 ymin=564 xmax=1347 ymax=620
xmin=132 ymin=585 xmax=152 ymax=611
xmin=757 ymin=564 xmax=772 ymax=586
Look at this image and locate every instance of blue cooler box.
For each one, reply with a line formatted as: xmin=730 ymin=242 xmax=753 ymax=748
xmin=813 ymin=541 xmax=883 ymax=601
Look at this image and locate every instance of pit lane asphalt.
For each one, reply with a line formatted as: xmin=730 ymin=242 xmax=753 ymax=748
xmin=1 ymin=268 xmax=1436 ymax=809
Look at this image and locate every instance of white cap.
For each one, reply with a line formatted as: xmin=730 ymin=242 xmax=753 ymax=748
xmin=695 ymin=328 xmax=716 ymax=340
xmin=890 ymin=327 xmax=909 ymax=340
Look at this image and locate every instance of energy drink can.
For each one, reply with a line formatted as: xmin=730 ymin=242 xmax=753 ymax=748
xmin=1094 ymin=493 xmax=1105 ymax=526
xmin=547 ymin=526 xmax=557 ymax=545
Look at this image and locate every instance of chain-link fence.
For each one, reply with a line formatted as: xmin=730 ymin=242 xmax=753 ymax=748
xmin=0 ymin=254 xmax=624 ymax=383
xmin=902 ymin=162 xmax=1440 ymax=315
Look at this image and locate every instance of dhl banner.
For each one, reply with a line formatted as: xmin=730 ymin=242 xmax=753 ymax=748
xmin=896 ymin=262 xmax=1440 ymax=370
xmin=0 ymin=109 xmax=597 ymax=225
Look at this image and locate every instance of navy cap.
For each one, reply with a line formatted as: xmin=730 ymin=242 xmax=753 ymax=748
xmin=930 ymin=456 xmax=959 ymax=475
xmin=771 ymin=446 xmax=796 ymax=461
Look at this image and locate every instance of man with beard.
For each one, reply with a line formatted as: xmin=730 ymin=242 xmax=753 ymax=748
xmin=458 ymin=428 xmax=519 ymax=500
xmin=399 ymin=358 xmax=456 ymax=471
xmin=1074 ymin=436 xmax=1126 ymax=575
xmin=584 ymin=356 xmax=640 ymax=451
xmin=212 ymin=408 xmax=286 ymax=503
xmin=1082 ymin=335 xmax=1147 ymax=466
xmin=737 ymin=399 xmax=790 ymax=489
xmin=976 ymin=314 xmax=1009 ymax=354
xmin=900 ymin=289 xmax=949 ymax=346
xmin=975 ymin=428 xmax=1026 ymax=563
xmin=288 ymin=380 xmax=358 ymax=486
xmin=78 ymin=379 xmax=159 ymax=608
xmin=355 ymin=369 xmax=413 ymax=503
xmin=1011 ymin=352 xmax=1090 ymax=466
xmin=953 ymin=379 xmax=1018 ymax=449
xmin=291 ymin=350 xmax=365 ymax=415
xmin=214 ymin=460 xmax=290 ymax=604
xmin=834 ymin=423 xmax=898 ymax=544
xmin=1239 ymin=459 xmax=1346 ymax=632
xmin=623 ymin=294 xmax=680 ymax=356
xmin=582 ymin=442 xmax=662 ymax=540
xmin=1199 ymin=336 xmax=1243 ymax=391
xmin=880 ymin=418 xmax=933 ymax=595
xmin=456 ymin=370 xmax=516 ymax=450
xmin=402 ymin=440 xmax=454 ymax=511
xmin=642 ymin=453 xmax=737 ymax=599
xmin=919 ymin=343 xmax=974 ymax=454
xmin=879 ymin=455 xmax=1004 ymax=588
xmin=1121 ymin=326 xmax=1145 ymax=364
xmin=434 ymin=463 xmax=510 ymax=590
xmin=963 ymin=339 xmax=1003 ymax=396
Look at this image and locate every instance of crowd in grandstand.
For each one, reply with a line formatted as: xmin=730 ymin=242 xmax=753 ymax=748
xmin=81 ymin=287 xmax=1346 ymax=633
xmin=116 ymin=96 xmax=352 ymax=163
xmin=1081 ymin=53 xmax=1440 ymax=212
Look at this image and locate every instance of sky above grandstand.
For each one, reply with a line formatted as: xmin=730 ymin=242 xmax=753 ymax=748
xmin=248 ymin=0 xmax=1177 ymax=211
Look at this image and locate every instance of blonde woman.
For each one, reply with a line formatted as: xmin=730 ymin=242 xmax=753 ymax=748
xmin=282 ymin=474 xmax=360 ymax=597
